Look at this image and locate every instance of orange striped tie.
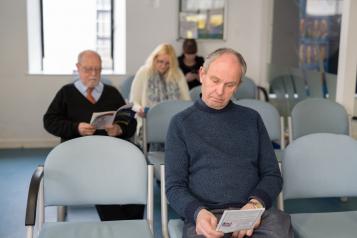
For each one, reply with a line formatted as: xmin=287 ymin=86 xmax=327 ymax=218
xmin=86 ymin=88 xmax=96 ymax=104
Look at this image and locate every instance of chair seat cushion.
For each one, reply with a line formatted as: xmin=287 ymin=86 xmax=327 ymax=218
xmin=168 ymin=219 xmax=184 ymax=238
xmin=291 ymin=211 xmax=357 ymax=238
xmin=39 ymin=220 xmax=153 ymax=238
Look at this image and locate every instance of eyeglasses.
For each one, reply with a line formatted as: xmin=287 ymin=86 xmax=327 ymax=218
xmin=156 ymin=59 xmax=170 ymax=66
xmin=80 ymin=66 xmax=102 ymax=73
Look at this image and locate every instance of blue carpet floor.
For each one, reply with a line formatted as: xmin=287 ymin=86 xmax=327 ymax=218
xmin=1 ymin=148 xmax=357 ymax=238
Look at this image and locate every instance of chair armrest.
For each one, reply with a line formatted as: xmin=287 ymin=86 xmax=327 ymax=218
xmin=25 ymin=166 xmax=44 ymax=226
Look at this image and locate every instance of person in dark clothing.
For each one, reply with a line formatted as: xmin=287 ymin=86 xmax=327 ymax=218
xmin=165 ymin=48 xmax=293 ymax=238
xmin=178 ymin=38 xmax=204 ymax=89
xmin=43 ymin=49 xmax=144 ymax=221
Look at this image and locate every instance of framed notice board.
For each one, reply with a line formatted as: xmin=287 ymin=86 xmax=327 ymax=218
xmin=178 ymin=0 xmax=227 ymax=40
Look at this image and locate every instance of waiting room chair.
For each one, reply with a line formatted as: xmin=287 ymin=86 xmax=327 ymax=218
xmin=288 ymin=98 xmax=350 ymax=143
xmin=233 ymin=76 xmax=258 ymax=100
xmin=189 ymin=86 xmax=201 ymax=101
xmin=282 ymin=133 xmax=357 ymax=238
xmin=25 ymin=136 xmax=154 ymax=238
xmin=235 ymin=99 xmax=285 ymax=209
xmin=235 ymin=99 xmax=285 ymax=149
xmin=119 ymin=75 xmax=135 ymax=101
xmin=143 ymin=100 xmax=193 ymax=180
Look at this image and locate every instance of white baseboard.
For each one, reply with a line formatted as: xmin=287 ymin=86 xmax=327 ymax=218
xmin=0 ymin=138 xmax=60 ymax=149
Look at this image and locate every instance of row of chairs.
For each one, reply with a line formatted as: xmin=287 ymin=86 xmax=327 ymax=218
xmin=26 ymin=133 xmax=357 ymax=238
xmin=267 ymin=64 xmax=340 ymax=119
xmin=26 ymin=97 xmax=352 ymax=237
xmin=143 ymin=97 xmax=350 ymax=181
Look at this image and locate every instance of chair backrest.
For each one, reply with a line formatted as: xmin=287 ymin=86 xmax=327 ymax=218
xmin=119 ymin=75 xmax=135 ymax=100
xmin=304 ymin=70 xmax=325 ymax=98
xmin=144 ymin=100 xmax=193 ymax=144
xmin=283 ymin=133 xmax=357 ymax=200
xmin=233 ymin=77 xmax=257 ymax=100
xmin=189 ymin=86 xmax=201 ymax=101
xmin=290 ymin=98 xmax=349 ymax=140
xmin=44 ymin=136 xmax=148 ymax=206
xmin=235 ymin=99 xmax=283 ymax=143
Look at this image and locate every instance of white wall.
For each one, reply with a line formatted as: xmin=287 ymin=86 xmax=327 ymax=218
xmin=0 ymin=0 xmax=271 ymax=148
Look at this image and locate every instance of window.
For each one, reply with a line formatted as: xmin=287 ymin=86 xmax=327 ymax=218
xmin=27 ymin=0 xmax=125 ymax=74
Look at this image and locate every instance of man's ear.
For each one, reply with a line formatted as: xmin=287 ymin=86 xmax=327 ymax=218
xmin=199 ymin=66 xmax=205 ymax=83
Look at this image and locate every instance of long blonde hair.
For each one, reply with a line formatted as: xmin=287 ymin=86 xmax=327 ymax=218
xmin=145 ymin=43 xmax=182 ymax=82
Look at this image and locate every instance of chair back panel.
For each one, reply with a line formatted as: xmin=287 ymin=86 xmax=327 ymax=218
xmin=291 ymin=98 xmax=349 ymax=140
xmin=235 ymin=99 xmax=281 ymax=141
xmin=146 ymin=100 xmax=193 ymax=143
xmin=234 ymin=77 xmax=257 ymax=100
xmin=189 ymin=86 xmax=201 ymax=101
xmin=44 ymin=136 xmax=147 ymax=206
xmin=119 ymin=75 xmax=134 ymax=100
xmin=304 ymin=70 xmax=324 ymax=98
xmin=283 ymin=133 xmax=357 ymax=200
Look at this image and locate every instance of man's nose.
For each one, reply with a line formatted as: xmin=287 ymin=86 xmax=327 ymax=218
xmin=216 ymin=84 xmax=224 ymax=95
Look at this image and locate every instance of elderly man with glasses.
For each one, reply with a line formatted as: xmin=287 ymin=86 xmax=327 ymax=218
xmin=43 ymin=49 xmax=143 ymax=222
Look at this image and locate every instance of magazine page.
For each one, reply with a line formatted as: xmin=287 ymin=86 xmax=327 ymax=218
xmin=90 ymin=111 xmax=116 ymax=129
xmin=216 ymin=208 xmax=265 ymax=233
xmin=90 ymin=103 xmax=134 ymax=129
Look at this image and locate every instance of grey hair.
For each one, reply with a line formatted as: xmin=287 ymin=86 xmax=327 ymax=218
xmin=202 ymin=48 xmax=247 ymax=80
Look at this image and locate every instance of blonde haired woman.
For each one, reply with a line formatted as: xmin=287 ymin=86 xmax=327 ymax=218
xmin=130 ymin=43 xmax=191 ymax=142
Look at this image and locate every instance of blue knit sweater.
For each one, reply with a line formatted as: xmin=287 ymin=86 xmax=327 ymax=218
xmin=165 ymin=99 xmax=282 ymax=223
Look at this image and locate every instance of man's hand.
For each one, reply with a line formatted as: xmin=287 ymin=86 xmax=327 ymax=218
xmin=78 ymin=123 xmax=96 ymax=136
xmin=137 ymin=107 xmax=146 ymax=118
xmin=231 ymin=200 xmax=262 ymax=238
xmin=105 ymin=124 xmax=123 ymax=137
xmin=195 ymin=209 xmax=224 ymax=238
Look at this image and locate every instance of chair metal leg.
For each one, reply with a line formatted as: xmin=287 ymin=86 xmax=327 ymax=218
xmin=26 ymin=226 xmax=33 ymax=238
xmin=160 ymin=165 xmax=169 ymax=238
xmin=57 ymin=206 xmax=67 ymax=222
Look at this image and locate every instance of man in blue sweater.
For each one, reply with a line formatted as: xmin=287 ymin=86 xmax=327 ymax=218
xmin=165 ymin=48 xmax=293 ymax=238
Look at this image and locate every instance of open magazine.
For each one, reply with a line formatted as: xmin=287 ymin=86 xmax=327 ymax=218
xmin=89 ymin=103 xmax=133 ymax=130
xmin=216 ymin=208 xmax=265 ymax=233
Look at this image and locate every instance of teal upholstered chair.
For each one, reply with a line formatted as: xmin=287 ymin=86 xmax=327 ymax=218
xmin=143 ymin=100 xmax=193 ymax=180
xmin=233 ymin=77 xmax=258 ymax=100
xmin=119 ymin=75 xmax=135 ymax=101
xmin=288 ymin=98 xmax=350 ymax=144
xmin=25 ymin=136 xmax=154 ymax=238
xmin=189 ymin=86 xmax=201 ymax=101
xmin=282 ymin=133 xmax=357 ymax=238
xmin=235 ymin=99 xmax=285 ymax=209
